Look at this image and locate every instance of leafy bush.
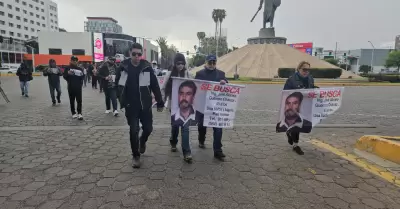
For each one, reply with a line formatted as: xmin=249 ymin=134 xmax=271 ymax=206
xmin=365 ymin=74 xmax=400 ymax=83
xmin=278 ymin=68 xmax=342 ymax=78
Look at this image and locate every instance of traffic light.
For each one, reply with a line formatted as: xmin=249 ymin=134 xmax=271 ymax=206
xmin=0 ymin=36 xmax=3 ymax=43
xmin=187 ymin=51 xmax=189 ymax=56
xmin=9 ymin=37 xmax=13 ymax=44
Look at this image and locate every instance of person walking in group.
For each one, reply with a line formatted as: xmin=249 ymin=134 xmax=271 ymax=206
xmin=91 ymin=64 xmax=98 ymax=89
xmin=63 ymin=56 xmax=84 ymax=120
xmin=98 ymin=63 xmax=104 ymax=93
xmin=43 ymin=59 xmax=62 ymax=106
xmin=163 ymin=53 xmax=194 ymax=163
xmin=16 ymin=63 xmax=32 ymax=97
xmin=98 ymin=56 xmax=119 ymax=116
xmin=282 ymin=61 xmax=317 ymax=155
xmin=195 ymin=55 xmax=228 ymax=161
xmin=87 ymin=63 xmax=93 ymax=84
xmin=80 ymin=63 xmax=88 ymax=87
xmin=116 ymin=43 xmax=164 ymax=168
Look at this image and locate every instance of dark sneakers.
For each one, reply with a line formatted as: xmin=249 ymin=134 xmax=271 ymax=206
xmin=198 ymin=141 xmax=205 ymax=149
xmin=293 ymin=146 xmax=304 ymax=155
xmin=139 ymin=142 xmax=146 ymax=154
xmin=214 ymin=151 xmax=226 ymax=161
xmin=132 ymin=156 xmax=140 ymax=168
xmin=287 ymin=133 xmax=293 ymax=145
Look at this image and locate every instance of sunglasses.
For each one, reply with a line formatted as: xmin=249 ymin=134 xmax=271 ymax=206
xmin=207 ymin=61 xmax=216 ymax=65
xmin=176 ymin=62 xmax=185 ymax=65
xmin=132 ymin=52 xmax=142 ymax=57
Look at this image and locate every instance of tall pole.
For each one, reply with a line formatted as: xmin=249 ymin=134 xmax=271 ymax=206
xmin=368 ymin=41 xmax=375 ymax=73
xmin=216 ymin=22 xmax=219 ymax=57
xmin=334 ymin=42 xmax=337 ymax=59
xmin=13 ymin=42 xmax=16 ymax=64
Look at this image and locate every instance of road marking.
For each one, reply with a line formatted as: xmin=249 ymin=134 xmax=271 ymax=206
xmin=310 ymin=139 xmax=400 ymax=187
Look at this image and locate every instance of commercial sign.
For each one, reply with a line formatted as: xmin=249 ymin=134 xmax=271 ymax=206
xmin=93 ymin=33 xmax=104 ymax=62
xmin=288 ymin=42 xmax=313 ymax=55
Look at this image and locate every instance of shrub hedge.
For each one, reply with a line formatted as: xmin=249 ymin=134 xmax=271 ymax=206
xmin=365 ymin=74 xmax=400 ymax=83
xmin=278 ymin=68 xmax=342 ymax=78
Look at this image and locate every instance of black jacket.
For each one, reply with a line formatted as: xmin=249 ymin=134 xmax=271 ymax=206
xmin=16 ymin=66 xmax=32 ymax=82
xmin=43 ymin=67 xmax=62 ymax=87
xmin=195 ymin=67 xmax=227 ymax=83
xmin=63 ymin=65 xmax=84 ymax=89
xmin=283 ymin=73 xmax=316 ymax=90
xmin=116 ymin=59 xmax=164 ymax=110
xmin=98 ymin=63 xmax=117 ymax=89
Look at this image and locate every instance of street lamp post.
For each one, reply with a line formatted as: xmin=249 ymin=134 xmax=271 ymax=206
xmin=25 ymin=45 xmax=35 ymax=72
xmin=368 ymin=41 xmax=375 ymax=73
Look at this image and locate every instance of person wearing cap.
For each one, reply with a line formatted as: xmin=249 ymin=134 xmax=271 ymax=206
xmin=163 ymin=53 xmax=194 ymax=163
xmin=98 ymin=56 xmax=119 ymax=116
xmin=281 ymin=61 xmax=317 ymax=155
xmin=63 ymin=56 xmax=85 ymax=120
xmin=115 ymin=43 xmax=164 ymax=168
xmin=151 ymin=60 xmax=161 ymax=76
xmin=194 ymin=55 xmax=228 ymax=161
xmin=43 ymin=59 xmax=62 ymax=106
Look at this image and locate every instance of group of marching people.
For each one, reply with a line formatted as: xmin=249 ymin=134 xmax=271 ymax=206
xmin=15 ymin=41 xmax=315 ymax=168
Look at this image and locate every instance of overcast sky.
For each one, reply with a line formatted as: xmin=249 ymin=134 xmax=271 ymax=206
xmin=54 ymin=0 xmax=400 ymax=52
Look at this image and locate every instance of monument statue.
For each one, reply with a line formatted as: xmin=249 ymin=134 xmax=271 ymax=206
xmin=251 ymin=0 xmax=281 ymax=28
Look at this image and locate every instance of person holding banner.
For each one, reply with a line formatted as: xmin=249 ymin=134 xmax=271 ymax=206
xmin=98 ymin=57 xmax=119 ymax=116
xmin=164 ymin=53 xmax=195 ymax=162
xmin=116 ymin=43 xmax=164 ymax=168
xmin=280 ymin=61 xmax=317 ymax=155
xmin=195 ymin=55 xmax=228 ymax=161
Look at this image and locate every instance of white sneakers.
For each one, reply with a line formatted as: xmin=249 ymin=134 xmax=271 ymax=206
xmin=113 ymin=110 xmax=119 ymax=116
xmin=72 ymin=114 xmax=83 ymax=120
xmin=105 ymin=110 xmax=111 ymax=114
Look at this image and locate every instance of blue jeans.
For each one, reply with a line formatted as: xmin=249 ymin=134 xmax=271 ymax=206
xmin=105 ymin=88 xmax=118 ymax=111
xmin=20 ymin=81 xmax=29 ymax=95
xmin=170 ymin=125 xmax=191 ymax=155
xmin=49 ymin=82 xmax=61 ymax=103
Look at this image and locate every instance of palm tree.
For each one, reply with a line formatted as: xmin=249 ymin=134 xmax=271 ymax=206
xmin=156 ymin=37 xmax=168 ymax=67
xmin=196 ymin=32 xmax=206 ymax=53
xmin=218 ymin=9 xmax=226 ymax=56
xmin=212 ymin=9 xmax=219 ymax=56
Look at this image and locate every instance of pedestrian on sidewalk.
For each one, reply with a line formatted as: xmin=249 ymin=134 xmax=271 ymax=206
xmin=16 ymin=63 xmax=32 ymax=98
xmin=163 ymin=53 xmax=194 ymax=163
xmin=63 ymin=56 xmax=84 ymax=120
xmin=87 ymin=63 xmax=93 ymax=84
xmin=281 ymin=61 xmax=317 ymax=155
xmin=195 ymin=55 xmax=228 ymax=161
xmin=98 ymin=63 xmax=104 ymax=93
xmin=43 ymin=59 xmax=62 ymax=106
xmin=98 ymin=56 xmax=119 ymax=116
xmin=81 ymin=63 xmax=88 ymax=87
xmin=116 ymin=43 xmax=164 ymax=168
xmin=91 ymin=64 xmax=98 ymax=89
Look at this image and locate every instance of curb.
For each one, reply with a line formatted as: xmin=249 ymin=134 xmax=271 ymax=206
xmin=356 ymin=135 xmax=400 ymax=164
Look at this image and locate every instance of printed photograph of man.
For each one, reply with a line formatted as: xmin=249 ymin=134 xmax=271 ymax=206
xmin=276 ymin=92 xmax=312 ymax=133
xmin=171 ymin=80 xmax=199 ymax=126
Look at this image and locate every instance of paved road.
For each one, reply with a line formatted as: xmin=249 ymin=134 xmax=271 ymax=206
xmin=0 ymin=76 xmax=399 ymax=209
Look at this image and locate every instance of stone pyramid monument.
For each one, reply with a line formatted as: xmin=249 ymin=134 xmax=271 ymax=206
xmin=193 ymin=0 xmax=358 ymax=79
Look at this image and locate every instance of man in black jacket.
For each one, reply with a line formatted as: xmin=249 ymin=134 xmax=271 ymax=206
xmin=43 ymin=59 xmax=62 ymax=106
xmin=195 ymin=55 xmax=228 ymax=161
xmin=63 ymin=56 xmax=84 ymax=120
xmin=16 ymin=63 xmax=32 ymax=97
xmin=98 ymin=57 xmax=119 ymax=116
xmin=116 ymin=43 xmax=164 ymax=168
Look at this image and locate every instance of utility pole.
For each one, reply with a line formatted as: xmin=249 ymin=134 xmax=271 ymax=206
xmin=368 ymin=41 xmax=375 ymax=73
xmin=334 ymin=42 xmax=338 ymax=59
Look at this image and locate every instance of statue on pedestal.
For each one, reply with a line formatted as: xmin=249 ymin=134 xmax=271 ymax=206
xmin=251 ymin=0 xmax=281 ymax=28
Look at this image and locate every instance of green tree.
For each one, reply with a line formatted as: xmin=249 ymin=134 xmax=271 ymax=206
xmin=217 ymin=9 xmax=226 ymax=57
xmin=323 ymin=58 xmax=339 ymax=66
xmin=212 ymin=9 xmax=219 ymax=56
xmin=359 ymin=65 xmax=372 ymax=74
xmin=385 ymin=50 xmax=400 ymax=72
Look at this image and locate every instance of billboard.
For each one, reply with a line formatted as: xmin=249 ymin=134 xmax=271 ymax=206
xmin=288 ymin=42 xmax=313 ymax=55
xmin=93 ymin=33 xmax=104 ymax=62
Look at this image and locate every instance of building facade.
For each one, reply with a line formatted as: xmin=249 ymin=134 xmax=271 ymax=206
xmin=348 ymin=49 xmax=393 ymax=73
xmin=84 ymin=17 xmax=122 ymax=34
xmin=0 ymin=0 xmax=58 ymax=65
xmin=395 ymin=35 xmax=400 ymax=51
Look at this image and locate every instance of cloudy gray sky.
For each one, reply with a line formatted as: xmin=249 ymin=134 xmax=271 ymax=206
xmin=54 ymin=0 xmax=400 ymax=52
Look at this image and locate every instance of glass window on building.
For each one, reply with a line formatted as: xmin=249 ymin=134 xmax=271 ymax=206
xmin=72 ymin=49 xmax=85 ymax=55
xmin=25 ymin=35 xmax=28 ymax=38
xmin=15 ymin=0 xmax=20 ymax=3
xmin=42 ymin=24 xmax=45 ymax=27
xmin=41 ymin=1 xmax=44 ymax=5
xmin=8 ymin=13 xmax=13 ymax=18
xmin=9 ymin=22 xmax=13 ymax=27
xmin=30 ymin=20 xmax=34 ymax=24
xmin=7 ymin=4 xmax=12 ymax=9
xmin=22 ymin=1 xmax=26 ymax=6
xmin=36 ymin=14 xmax=39 ymax=18
xmin=23 ymin=10 xmax=27 ymax=14
xmin=1 ymin=30 xmax=6 ymax=34
xmin=41 ymin=8 xmax=43 ymax=12
xmin=16 ymin=16 xmax=21 ymax=20
xmin=24 ymin=26 xmax=27 ymax=30
xmin=0 ymin=2 xmax=3 ymax=6
xmin=36 ymin=7 xmax=38 ymax=11
xmin=30 ymin=12 xmax=33 ymax=16
xmin=49 ymin=48 xmax=62 ymax=55
xmin=29 ymin=4 xmax=32 ymax=8
xmin=9 ymin=31 xmax=14 ymax=36
xmin=31 ymin=28 xmax=34 ymax=32
xmin=17 ymin=33 xmax=21 ymax=37
xmin=41 ymin=16 xmax=44 ymax=20
xmin=0 ymin=11 xmax=4 ymax=16
xmin=36 ymin=22 xmax=39 ymax=26
xmin=23 ymin=18 xmax=27 ymax=22
xmin=16 ymin=7 xmax=20 ymax=11
xmin=0 ymin=20 xmax=4 ymax=25
xmin=17 ymin=24 xmax=21 ymax=29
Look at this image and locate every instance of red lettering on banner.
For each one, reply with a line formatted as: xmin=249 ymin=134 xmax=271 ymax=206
xmin=213 ymin=85 xmax=240 ymax=94
xmin=201 ymin=83 xmax=212 ymax=91
xmin=308 ymin=92 xmax=317 ymax=98
xmin=319 ymin=90 xmax=341 ymax=98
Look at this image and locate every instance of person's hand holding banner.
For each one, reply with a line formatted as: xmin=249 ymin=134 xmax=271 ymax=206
xmin=220 ymin=80 xmax=226 ymax=85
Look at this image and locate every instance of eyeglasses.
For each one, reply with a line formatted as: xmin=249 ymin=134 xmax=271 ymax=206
xmin=207 ymin=61 xmax=216 ymax=65
xmin=132 ymin=52 xmax=142 ymax=57
xmin=176 ymin=62 xmax=185 ymax=65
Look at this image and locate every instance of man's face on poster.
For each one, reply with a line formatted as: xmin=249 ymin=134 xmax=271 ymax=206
xmin=178 ymin=86 xmax=194 ymax=110
xmin=284 ymin=96 xmax=300 ymax=120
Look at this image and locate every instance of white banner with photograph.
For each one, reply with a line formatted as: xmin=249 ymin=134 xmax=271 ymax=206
xmin=276 ymin=87 xmax=344 ymax=133
xmin=171 ymin=77 xmax=245 ymax=128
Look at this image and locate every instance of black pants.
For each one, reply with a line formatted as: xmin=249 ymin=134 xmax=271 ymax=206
xmin=68 ymin=87 xmax=82 ymax=115
xmin=49 ymin=82 xmax=61 ymax=103
xmin=87 ymin=74 xmax=91 ymax=83
xmin=104 ymin=87 xmax=118 ymax=111
xmin=286 ymin=131 xmax=300 ymax=143
xmin=98 ymin=79 xmax=103 ymax=92
xmin=92 ymin=76 xmax=98 ymax=89
xmin=197 ymin=114 xmax=223 ymax=152
xmin=125 ymin=107 xmax=153 ymax=157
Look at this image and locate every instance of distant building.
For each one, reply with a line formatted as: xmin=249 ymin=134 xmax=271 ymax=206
xmin=347 ymin=49 xmax=393 ymax=74
xmin=84 ymin=17 xmax=122 ymax=34
xmin=395 ymin=35 xmax=400 ymax=50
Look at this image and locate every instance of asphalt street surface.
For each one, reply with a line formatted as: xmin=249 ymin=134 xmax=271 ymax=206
xmin=0 ymin=76 xmax=399 ymax=209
